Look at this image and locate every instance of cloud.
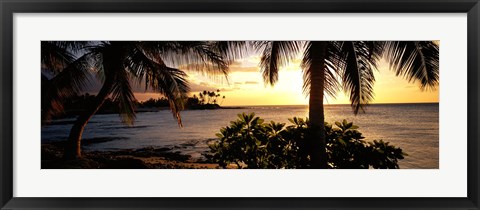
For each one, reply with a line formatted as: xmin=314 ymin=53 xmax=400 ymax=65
xmin=244 ymin=81 xmax=259 ymax=85
xmin=243 ymin=56 xmax=262 ymax=66
xmin=220 ymin=87 xmax=241 ymax=92
xmin=178 ymin=63 xmax=220 ymax=71
xmin=227 ymin=61 xmax=259 ymax=73
xmin=178 ymin=61 xmax=260 ymax=73
xmin=229 ymin=61 xmax=243 ymax=66
xmin=229 ymin=66 xmax=259 ymax=72
xmin=189 ymin=82 xmax=220 ymax=92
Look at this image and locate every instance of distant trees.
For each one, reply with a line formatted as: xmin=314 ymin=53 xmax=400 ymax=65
xmin=136 ymin=89 xmax=227 ymax=109
xmin=137 ymin=98 xmax=169 ymax=108
xmin=186 ymin=90 xmax=226 ymax=110
xmin=52 ymin=90 xmax=227 ymax=116
xmin=197 ymin=89 xmax=225 ymax=105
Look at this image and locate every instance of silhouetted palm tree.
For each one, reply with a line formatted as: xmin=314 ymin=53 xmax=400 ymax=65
xmin=42 ymin=41 xmax=236 ymax=159
xmin=41 ymin=41 xmax=93 ymax=123
xmin=254 ymin=41 xmax=439 ymax=168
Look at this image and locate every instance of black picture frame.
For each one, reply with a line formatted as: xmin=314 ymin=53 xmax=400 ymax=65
xmin=1 ymin=0 xmax=479 ymax=209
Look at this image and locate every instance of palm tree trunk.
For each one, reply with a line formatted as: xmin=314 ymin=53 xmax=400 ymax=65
xmin=308 ymin=41 xmax=328 ymax=169
xmin=64 ymin=79 xmax=114 ymax=159
xmin=64 ymin=42 xmax=126 ymax=159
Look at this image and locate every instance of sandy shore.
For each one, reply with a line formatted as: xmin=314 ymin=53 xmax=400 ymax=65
xmin=41 ymin=142 xmax=230 ymax=169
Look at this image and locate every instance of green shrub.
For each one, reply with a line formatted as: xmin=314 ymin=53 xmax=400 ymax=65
xmin=204 ymin=113 xmax=406 ymax=169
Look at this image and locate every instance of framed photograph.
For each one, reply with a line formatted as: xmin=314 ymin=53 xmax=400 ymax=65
xmin=1 ymin=0 xmax=479 ymax=209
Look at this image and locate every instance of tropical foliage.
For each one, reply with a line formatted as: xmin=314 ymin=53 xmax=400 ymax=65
xmin=205 ymin=113 xmax=405 ymax=169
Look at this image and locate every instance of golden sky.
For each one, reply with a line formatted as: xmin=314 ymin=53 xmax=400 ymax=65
xmin=135 ymin=55 xmax=439 ymax=106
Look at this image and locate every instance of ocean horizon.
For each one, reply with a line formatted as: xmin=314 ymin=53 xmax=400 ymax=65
xmin=218 ymin=102 xmax=439 ymax=108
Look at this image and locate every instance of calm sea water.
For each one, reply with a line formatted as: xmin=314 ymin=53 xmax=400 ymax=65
xmin=41 ymin=103 xmax=439 ymax=169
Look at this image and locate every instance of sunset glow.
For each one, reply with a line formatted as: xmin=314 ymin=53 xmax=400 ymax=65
xmin=135 ymin=55 xmax=439 ymax=106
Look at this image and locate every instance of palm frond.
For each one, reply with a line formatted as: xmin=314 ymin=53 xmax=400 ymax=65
xmin=209 ymin=41 xmax=251 ymax=62
xmin=92 ymin=52 xmax=105 ymax=83
xmin=124 ymin=47 xmax=189 ymax=126
xmin=182 ymin=41 xmax=229 ymax=75
xmin=41 ymin=41 xmax=76 ymax=73
xmin=301 ymin=41 xmax=341 ymax=98
xmin=41 ymin=41 xmax=95 ymax=72
xmin=339 ymin=41 xmax=378 ymax=114
xmin=110 ymin=70 xmax=136 ymax=125
xmin=383 ymin=41 xmax=439 ymax=90
xmin=139 ymin=41 xmax=229 ymax=78
xmin=54 ymin=41 xmax=92 ymax=53
xmin=152 ymin=65 xmax=190 ymax=126
xmin=255 ymin=41 xmax=303 ymax=86
xmin=83 ymin=43 xmax=109 ymax=83
xmin=42 ymin=52 xmax=95 ymax=122
xmin=364 ymin=41 xmax=385 ymax=68
xmin=124 ymin=45 xmax=156 ymax=90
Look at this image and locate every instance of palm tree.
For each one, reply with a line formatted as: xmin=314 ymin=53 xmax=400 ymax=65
xmin=42 ymin=41 xmax=236 ymax=159
xmin=254 ymin=41 xmax=439 ymax=168
xmin=41 ymin=41 xmax=93 ymax=123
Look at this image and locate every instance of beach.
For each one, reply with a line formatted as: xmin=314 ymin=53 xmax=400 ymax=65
xmin=42 ymin=142 xmax=224 ymax=169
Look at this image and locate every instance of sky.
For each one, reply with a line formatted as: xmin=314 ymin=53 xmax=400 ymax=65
xmin=134 ymin=54 xmax=439 ymax=106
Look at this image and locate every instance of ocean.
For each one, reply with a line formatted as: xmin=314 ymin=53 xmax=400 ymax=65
xmin=41 ymin=103 xmax=439 ymax=169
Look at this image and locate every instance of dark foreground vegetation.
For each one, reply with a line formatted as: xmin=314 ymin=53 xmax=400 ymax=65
xmin=205 ymin=113 xmax=406 ymax=169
